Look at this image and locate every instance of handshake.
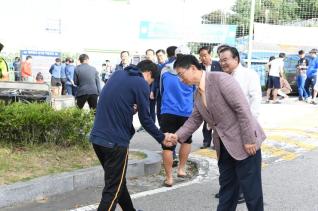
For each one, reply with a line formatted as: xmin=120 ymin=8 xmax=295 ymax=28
xmin=162 ymin=133 xmax=178 ymax=147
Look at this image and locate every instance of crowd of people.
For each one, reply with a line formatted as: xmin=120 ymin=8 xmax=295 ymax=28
xmin=265 ymin=48 xmax=318 ymax=104
xmin=88 ymin=44 xmax=266 ymax=211
xmin=1 ymin=41 xmax=317 ymax=210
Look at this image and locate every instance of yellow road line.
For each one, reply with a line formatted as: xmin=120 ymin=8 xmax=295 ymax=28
xmin=193 ymin=149 xmax=217 ymax=159
xmin=266 ymin=135 xmax=317 ymax=150
xmin=265 ymin=128 xmax=318 ymax=139
xmin=261 ymin=144 xmax=298 ymax=161
xmin=262 ymin=162 xmax=269 ymax=169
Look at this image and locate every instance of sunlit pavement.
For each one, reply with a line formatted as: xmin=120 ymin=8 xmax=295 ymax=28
xmin=194 ymin=99 xmax=318 ymax=168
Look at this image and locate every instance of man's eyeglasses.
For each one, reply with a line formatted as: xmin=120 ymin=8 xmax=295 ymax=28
xmin=177 ymin=71 xmax=186 ymax=78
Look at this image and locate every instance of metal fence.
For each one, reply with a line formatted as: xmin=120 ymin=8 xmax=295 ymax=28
xmin=189 ymin=0 xmax=318 ymax=85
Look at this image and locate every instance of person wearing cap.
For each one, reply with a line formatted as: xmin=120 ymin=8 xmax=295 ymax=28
xmin=304 ymin=49 xmax=318 ymax=102
xmin=159 ymin=45 xmax=196 ymax=187
xmin=172 ymin=54 xmax=266 ymax=211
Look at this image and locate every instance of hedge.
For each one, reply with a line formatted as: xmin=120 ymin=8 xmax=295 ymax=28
xmin=0 ymin=102 xmax=94 ymax=147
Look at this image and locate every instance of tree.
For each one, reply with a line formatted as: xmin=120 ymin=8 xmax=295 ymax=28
xmin=201 ymin=0 xmax=318 ymax=37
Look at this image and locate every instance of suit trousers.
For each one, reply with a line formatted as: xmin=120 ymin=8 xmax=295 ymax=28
xmin=76 ymin=94 xmax=98 ymax=109
xmin=202 ymin=121 xmax=212 ymax=147
xmin=93 ymin=144 xmax=136 ymax=211
xmin=217 ymin=142 xmax=263 ymax=211
xmin=149 ymin=99 xmax=156 ymax=123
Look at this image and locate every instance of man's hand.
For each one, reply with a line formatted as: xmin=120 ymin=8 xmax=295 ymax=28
xmin=150 ymin=92 xmax=155 ymax=100
xmin=244 ymin=144 xmax=257 ymax=156
xmin=162 ymin=133 xmax=178 ymax=147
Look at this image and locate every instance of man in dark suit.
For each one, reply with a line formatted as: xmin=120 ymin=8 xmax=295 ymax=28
xmin=173 ymin=55 xmax=266 ymax=211
xmin=74 ymin=54 xmax=101 ymax=110
xmin=115 ymin=51 xmax=131 ymax=71
xmin=198 ymin=46 xmax=222 ymax=149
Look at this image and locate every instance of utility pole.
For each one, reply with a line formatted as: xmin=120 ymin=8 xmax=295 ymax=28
xmin=247 ymin=0 xmax=256 ymax=69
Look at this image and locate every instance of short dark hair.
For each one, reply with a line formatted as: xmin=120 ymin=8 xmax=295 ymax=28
xmin=137 ymin=60 xmax=158 ymax=79
xmin=279 ymin=53 xmax=286 ymax=58
xmin=65 ymin=57 xmax=73 ymax=63
xmin=102 ymin=63 xmax=106 ymax=66
xmin=173 ymin=54 xmax=201 ymax=70
xmin=156 ymin=49 xmax=166 ymax=55
xmin=26 ymin=55 xmax=32 ymax=60
xmin=166 ymin=46 xmax=177 ymax=58
xmin=79 ymin=54 xmax=89 ymax=63
xmin=298 ymin=50 xmax=305 ymax=55
xmin=105 ymin=59 xmax=110 ymax=63
xmin=145 ymin=49 xmax=155 ymax=55
xmin=55 ymin=58 xmax=61 ymax=62
xmin=217 ymin=44 xmax=231 ymax=55
xmin=15 ymin=57 xmax=20 ymax=61
xmin=120 ymin=51 xmax=129 ymax=56
xmin=0 ymin=43 xmax=3 ymax=52
xmin=219 ymin=46 xmax=240 ymax=63
xmin=269 ymin=56 xmax=275 ymax=62
xmin=198 ymin=46 xmax=211 ymax=54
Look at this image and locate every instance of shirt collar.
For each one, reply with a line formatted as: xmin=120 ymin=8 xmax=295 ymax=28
xmin=231 ymin=63 xmax=244 ymax=76
xmin=199 ymin=71 xmax=206 ymax=93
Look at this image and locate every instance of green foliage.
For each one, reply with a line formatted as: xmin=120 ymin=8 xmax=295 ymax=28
xmin=202 ymin=0 xmax=318 ymax=37
xmin=0 ymin=103 xmax=94 ymax=148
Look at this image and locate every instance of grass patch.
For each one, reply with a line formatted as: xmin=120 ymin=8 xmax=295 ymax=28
xmin=0 ymin=144 xmax=147 ymax=185
xmin=0 ymin=144 xmax=100 ymax=185
xmin=129 ymin=151 xmax=147 ymax=160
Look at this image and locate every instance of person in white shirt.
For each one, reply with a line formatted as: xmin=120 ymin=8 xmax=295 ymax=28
xmin=219 ymin=46 xmax=262 ymax=119
xmin=265 ymin=53 xmax=286 ymax=104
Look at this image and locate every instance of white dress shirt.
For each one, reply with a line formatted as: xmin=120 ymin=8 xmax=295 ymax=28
xmin=204 ymin=64 xmax=211 ymax=72
xmin=231 ymin=64 xmax=262 ymax=119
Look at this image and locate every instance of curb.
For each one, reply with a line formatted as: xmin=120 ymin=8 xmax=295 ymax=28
xmin=0 ymin=149 xmax=161 ymax=209
xmin=69 ymin=155 xmax=219 ymax=211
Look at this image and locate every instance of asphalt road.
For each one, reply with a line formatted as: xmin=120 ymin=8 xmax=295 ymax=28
xmin=4 ymin=98 xmax=318 ymax=211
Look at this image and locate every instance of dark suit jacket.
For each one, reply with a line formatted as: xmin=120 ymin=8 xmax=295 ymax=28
xmin=201 ymin=60 xmax=222 ymax=72
xmin=176 ymin=72 xmax=266 ymax=160
xmin=74 ymin=63 xmax=101 ymax=97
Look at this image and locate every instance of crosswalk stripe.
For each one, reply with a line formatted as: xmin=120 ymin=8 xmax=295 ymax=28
xmin=261 ymin=144 xmax=298 ymax=161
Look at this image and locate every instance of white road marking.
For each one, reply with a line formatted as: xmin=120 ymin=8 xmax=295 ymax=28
xmin=69 ymin=156 xmax=218 ymax=211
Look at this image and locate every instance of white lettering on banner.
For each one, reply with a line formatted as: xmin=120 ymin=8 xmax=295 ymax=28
xmin=254 ymin=23 xmax=318 ymax=46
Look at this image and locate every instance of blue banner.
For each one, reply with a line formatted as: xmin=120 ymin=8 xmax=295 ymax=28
xmin=20 ymin=50 xmax=60 ymax=57
xmin=139 ymin=21 xmax=237 ymax=45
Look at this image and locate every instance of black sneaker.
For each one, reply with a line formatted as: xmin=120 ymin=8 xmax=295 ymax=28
xmin=214 ymin=193 xmax=219 ymax=198
xmin=172 ymin=159 xmax=179 ymax=168
xmin=137 ymin=126 xmax=145 ymax=132
xmin=200 ymin=145 xmax=210 ymax=149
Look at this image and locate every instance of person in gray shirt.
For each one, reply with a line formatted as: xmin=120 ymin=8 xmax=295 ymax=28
xmin=74 ymin=54 xmax=101 ymax=110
